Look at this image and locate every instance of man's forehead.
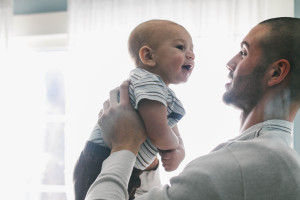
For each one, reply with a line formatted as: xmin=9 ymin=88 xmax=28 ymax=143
xmin=241 ymin=25 xmax=269 ymax=49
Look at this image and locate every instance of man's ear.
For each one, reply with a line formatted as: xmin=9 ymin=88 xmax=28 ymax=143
xmin=267 ymin=59 xmax=290 ymax=87
xmin=139 ymin=46 xmax=156 ymax=67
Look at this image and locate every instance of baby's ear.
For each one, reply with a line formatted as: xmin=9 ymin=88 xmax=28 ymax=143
xmin=267 ymin=59 xmax=290 ymax=87
xmin=139 ymin=46 xmax=156 ymax=67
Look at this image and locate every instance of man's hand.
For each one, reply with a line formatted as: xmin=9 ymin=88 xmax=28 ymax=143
xmin=98 ymin=80 xmax=147 ymax=155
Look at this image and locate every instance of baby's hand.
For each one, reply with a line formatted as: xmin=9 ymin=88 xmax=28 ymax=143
xmin=159 ymin=147 xmax=185 ymax=172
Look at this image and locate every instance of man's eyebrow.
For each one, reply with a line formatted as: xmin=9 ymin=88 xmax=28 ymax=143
xmin=241 ymin=41 xmax=250 ymax=49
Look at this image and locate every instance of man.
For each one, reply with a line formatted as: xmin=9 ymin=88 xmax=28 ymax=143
xmin=86 ymin=17 xmax=300 ymax=200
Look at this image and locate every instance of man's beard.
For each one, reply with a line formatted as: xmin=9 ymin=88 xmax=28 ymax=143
xmin=223 ymin=63 xmax=267 ymax=113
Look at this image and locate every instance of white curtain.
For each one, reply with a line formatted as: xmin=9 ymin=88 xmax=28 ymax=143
xmin=0 ymin=0 xmax=12 ymax=198
xmin=1 ymin=1 xmax=46 ymax=199
xmin=66 ymin=0 xmax=294 ymax=195
xmin=0 ymin=0 xmax=12 ymax=52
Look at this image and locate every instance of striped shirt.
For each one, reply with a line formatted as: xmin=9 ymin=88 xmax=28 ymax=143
xmin=89 ymin=68 xmax=185 ymax=170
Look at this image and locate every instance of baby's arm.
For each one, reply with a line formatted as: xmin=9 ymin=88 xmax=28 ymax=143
xmin=138 ymin=99 xmax=179 ymax=150
xmin=159 ymin=125 xmax=185 ymax=171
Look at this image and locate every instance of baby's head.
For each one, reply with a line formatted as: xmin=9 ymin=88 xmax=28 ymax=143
xmin=128 ymin=19 xmax=195 ymax=85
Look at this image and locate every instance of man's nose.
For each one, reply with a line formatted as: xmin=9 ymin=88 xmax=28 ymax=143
xmin=226 ymin=54 xmax=239 ymax=71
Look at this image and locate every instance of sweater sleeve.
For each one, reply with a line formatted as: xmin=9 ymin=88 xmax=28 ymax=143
xmin=85 ymin=147 xmax=244 ymax=200
xmin=136 ymin=149 xmax=244 ymax=200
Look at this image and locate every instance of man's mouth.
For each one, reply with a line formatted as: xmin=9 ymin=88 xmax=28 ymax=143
xmin=225 ymin=81 xmax=232 ymax=90
xmin=225 ymin=76 xmax=233 ymax=89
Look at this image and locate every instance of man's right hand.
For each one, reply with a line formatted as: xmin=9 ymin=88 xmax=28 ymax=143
xmin=98 ymin=80 xmax=147 ymax=155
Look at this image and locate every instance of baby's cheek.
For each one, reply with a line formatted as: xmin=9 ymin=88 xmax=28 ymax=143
xmin=172 ymin=56 xmax=185 ymax=67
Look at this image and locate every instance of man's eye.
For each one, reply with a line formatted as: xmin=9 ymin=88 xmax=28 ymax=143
xmin=239 ymin=51 xmax=247 ymax=58
xmin=176 ymin=45 xmax=184 ymax=50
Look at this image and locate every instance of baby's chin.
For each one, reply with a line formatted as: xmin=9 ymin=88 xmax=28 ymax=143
xmin=172 ymin=78 xmax=190 ymax=85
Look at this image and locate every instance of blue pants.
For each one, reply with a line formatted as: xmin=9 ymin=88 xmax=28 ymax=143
xmin=73 ymin=141 xmax=142 ymax=200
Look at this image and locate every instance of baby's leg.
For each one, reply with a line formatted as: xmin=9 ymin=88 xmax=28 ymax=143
xmin=73 ymin=141 xmax=110 ymax=200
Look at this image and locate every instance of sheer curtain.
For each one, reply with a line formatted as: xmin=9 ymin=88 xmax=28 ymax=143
xmin=66 ymin=0 xmax=294 ymax=196
xmin=1 ymin=1 xmax=45 ymax=199
xmin=0 ymin=0 xmax=14 ymax=198
xmin=0 ymin=0 xmax=12 ymax=52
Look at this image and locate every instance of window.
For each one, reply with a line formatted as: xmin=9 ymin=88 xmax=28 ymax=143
xmin=11 ymin=51 xmax=68 ymax=200
xmin=5 ymin=11 xmax=69 ymax=199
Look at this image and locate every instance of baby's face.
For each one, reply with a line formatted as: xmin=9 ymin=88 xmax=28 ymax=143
xmin=151 ymin=24 xmax=195 ymax=86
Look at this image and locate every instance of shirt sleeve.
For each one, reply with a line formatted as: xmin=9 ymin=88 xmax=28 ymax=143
xmin=130 ymin=73 xmax=168 ymax=109
xmin=136 ymin=148 xmax=244 ymax=200
xmin=85 ymin=148 xmax=244 ymax=200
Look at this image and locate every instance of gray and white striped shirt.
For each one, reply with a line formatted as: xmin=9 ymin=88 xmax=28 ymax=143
xmin=89 ymin=68 xmax=185 ymax=170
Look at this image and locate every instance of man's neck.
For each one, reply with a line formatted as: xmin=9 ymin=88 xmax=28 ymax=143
xmin=239 ymin=91 xmax=298 ymax=133
xmin=240 ymin=108 xmax=264 ymax=133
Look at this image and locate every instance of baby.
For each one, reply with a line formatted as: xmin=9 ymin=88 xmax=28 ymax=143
xmin=73 ymin=19 xmax=195 ymax=200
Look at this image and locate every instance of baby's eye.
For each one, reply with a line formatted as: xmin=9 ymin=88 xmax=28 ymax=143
xmin=176 ymin=45 xmax=184 ymax=50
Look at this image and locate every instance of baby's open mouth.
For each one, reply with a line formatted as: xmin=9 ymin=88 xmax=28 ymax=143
xmin=182 ymin=65 xmax=192 ymax=71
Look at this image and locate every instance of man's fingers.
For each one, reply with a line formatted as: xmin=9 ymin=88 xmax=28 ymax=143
xmin=103 ymin=100 xmax=110 ymax=112
xmin=98 ymin=101 xmax=108 ymax=130
xmin=119 ymin=80 xmax=130 ymax=105
xmin=98 ymin=109 xmax=103 ymax=118
xmin=108 ymin=80 xmax=130 ymax=107
xmin=109 ymin=87 xmax=120 ymax=106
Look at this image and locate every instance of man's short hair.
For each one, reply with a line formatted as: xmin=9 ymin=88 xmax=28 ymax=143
xmin=259 ymin=17 xmax=300 ymax=100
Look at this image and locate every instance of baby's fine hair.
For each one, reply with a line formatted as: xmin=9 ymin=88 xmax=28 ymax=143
xmin=128 ymin=19 xmax=184 ymax=67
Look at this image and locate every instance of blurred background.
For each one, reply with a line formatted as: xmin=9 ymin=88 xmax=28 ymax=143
xmin=1 ymin=0 xmax=299 ymax=199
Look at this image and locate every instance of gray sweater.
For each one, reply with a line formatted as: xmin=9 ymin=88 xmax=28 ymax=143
xmin=86 ymin=120 xmax=300 ymax=200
